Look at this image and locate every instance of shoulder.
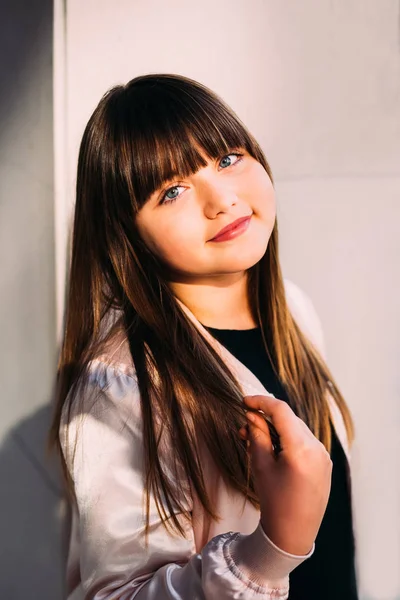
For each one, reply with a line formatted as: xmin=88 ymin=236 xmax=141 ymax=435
xmin=92 ymin=318 xmax=137 ymax=378
xmin=283 ymin=277 xmax=327 ymax=360
xmin=59 ymin=330 xmax=140 ymax=466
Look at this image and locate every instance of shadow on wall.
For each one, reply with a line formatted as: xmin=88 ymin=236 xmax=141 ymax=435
xmin=0 ymin=0 xmax=67 ymax=596
xmin=0 ymin=0 xmax=54 ymax=119
xmin=0 ymin=404 xmax=68 ymax=600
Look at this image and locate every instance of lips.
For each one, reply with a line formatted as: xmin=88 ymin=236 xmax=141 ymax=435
xmin=210 ymin=215 xmax=252 ymax=241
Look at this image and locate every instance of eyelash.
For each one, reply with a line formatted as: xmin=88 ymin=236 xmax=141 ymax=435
xmin=159 ymin=152 xmax=244 ymax=205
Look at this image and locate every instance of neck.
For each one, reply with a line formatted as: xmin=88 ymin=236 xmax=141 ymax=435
xmin=168 ymin=271 xmax=257 ymax=330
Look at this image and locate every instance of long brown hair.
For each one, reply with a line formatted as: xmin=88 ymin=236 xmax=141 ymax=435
xmin=48 ymin=73 xmax=355 ymax=539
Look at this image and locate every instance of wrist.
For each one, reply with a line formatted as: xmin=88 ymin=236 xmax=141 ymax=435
xmin=260 ymin=517 xmax=314 ymax=557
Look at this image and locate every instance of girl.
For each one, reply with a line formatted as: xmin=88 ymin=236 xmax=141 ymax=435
xmin=49 ymin=73 xmax=358 ymax=599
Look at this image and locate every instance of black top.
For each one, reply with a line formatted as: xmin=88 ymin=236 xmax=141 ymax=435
xmin=203 ymin=324 xmax=358 ymax=600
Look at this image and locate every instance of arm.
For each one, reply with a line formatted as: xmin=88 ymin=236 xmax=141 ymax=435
xmin=60 ymin=360 xmax=313 ymax=599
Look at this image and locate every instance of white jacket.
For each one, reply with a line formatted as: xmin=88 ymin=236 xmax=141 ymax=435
xmin=60 ymin=278 xmax=353 ymax=599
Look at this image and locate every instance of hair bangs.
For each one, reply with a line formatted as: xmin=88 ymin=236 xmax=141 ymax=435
xmin=117 ymin=75 xmax=261 ymax=210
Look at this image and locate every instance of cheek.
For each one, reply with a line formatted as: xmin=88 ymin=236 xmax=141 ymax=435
xmin=245 ymin=165 xmax=276 ymax=214
xmin=264 ymin=193 xmax=276 ymax=224
xmin=247 ymin=187 xmax=276 ymax=232
xmin=144 ymin=217 xmax=202 ymax=270
xmin=159 ymin=232 xmax=192 ymax=259
xmin=258 ymin=181 xmax=276 ymax=223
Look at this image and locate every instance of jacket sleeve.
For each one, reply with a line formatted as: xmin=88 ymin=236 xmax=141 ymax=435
xmin=60 ymin=360 xmax=314 ymax=600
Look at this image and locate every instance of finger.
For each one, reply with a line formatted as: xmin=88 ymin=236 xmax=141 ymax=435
xmin=246 ymin=411 xmax=275 ymax=460
xmin=244 ymin=395 xmax=306 ymax=450
xmin=238 ymin=426 xmax=248 ymax=440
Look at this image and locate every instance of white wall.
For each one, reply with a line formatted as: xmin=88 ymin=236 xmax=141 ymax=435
xmin=60 ymin=1 xmax=400 ymax=598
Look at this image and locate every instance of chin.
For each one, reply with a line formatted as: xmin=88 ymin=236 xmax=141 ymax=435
xmin=220 ymin=242 xmax=269 ymax=273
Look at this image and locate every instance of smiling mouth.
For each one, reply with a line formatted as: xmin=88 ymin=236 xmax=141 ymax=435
xmin=209 ymin=215 xmax=252 ymax=242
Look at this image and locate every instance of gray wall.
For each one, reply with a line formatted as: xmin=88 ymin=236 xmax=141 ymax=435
xmin=0 ymin=1 xmax=64 ymax=598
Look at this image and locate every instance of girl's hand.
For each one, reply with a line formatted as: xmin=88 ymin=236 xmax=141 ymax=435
xmin=238 ymin=394 xmax=332 ymax=556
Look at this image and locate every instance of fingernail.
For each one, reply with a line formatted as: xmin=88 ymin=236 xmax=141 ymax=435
xmin=246 ymin=411 xmax=256 ymax=423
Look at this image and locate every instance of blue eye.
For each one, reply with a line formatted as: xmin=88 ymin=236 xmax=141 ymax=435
xmin=219 ymin=152 xmax=243 ymax=169
xmin=160 ymin=152 xmax=243 ymax=205
xmin=160 ymin=185 xmax=185 ymax=205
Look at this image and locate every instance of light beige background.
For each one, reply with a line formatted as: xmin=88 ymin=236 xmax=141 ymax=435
xmin=1 ymin=0 xmax=397 ymax=598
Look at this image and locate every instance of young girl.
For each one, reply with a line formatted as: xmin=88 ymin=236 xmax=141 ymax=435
xmin=49 ymin=73 xmax=358 ymax=599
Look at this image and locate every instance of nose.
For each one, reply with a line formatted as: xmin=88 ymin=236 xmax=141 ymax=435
xmin=200 ymin=178 xmax=238 ymax=218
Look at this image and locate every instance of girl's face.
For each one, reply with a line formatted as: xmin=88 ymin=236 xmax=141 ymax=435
xmin=135 ymin=147 xmax=276 ymax=282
